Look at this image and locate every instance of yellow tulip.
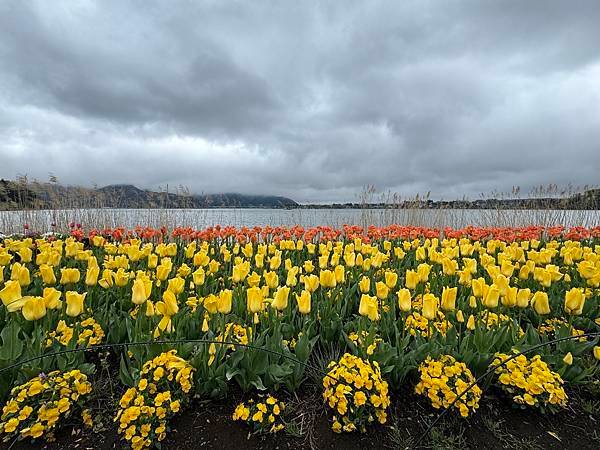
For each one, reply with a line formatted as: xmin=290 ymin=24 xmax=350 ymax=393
xmin=269 ymin=255 xmax=281 ymax=270
xmin=593 ymin=346 xmax=600 ymax=361
xmin=417 ymin=264 xmax=431 ymax=282
xmin=145 ymin=300 xmax=155 ymax=317
xmin=153 ymin=316 xmax=173 ymax=338
xmin=531 ymin=291 xmax=550 ymax=315
xmin=344 ymin=252 xmax=356 ymax=267
xmin=471 ymin=278 xmax=486 ymax=298
xmin=0 ymin=280 xmax=22 ymax=310
xmin=442 ymin=257 xmax=457 ymax=276
xmin=375 ymin=281 xmax=389 ymax=300
xmin=254 ymin=253 xmax=265 ymax=269
xmin=296 ymin=290 xmax=311 ymax=314
xmin=232 ymin=262 xmax=249 ymax=283
xmin=18 ymin=247 xmax=33 ymax=263
xmin=11 ymin=263 xmax=30 ymax=287
xmin=60 ymin=268 xmax=80 ymax=285
xmin=563 ymin=352 xmax=573 ymax=365
xmin=422 ymin=293 xmax=438 ymax=320
xmin=456 ymin=310 xmax=465 ymax=323
xmin=272 ymin=286 xmax=290 ymax=311
xmin=384 ymin=271 xmax=398 ymax=289
xmin=518 ymin=264 xmax=531 ymax=280
xmin=147 ymin=253 xmax=159 ymax=269
xmin=320 ymin=270 xmax=336 ymax=288
xmin=132 ymin=279 xmax=149 ymax=305
xmin=286 ymin=267 xmax=299 ymax=287
xmin=466 ymin=314 xmax=476 ymax=330
xmin=39 ymin=264 xmax=56 ymax=285
xmin=167 ymin=277 xmax=185 ymax=295
xmin=303 ymin=260 xmax=314 ymax=273
xmin=218 ymin=289 xmax=232 ymax=314
xmin=397 ymin=288 xmax=411 ymax=312
xmin=98 ymin=269 xmax=114 ymax=288
xmin=469 ymin=295 xmax=477 ymax=308
xmin=156 ymin=264 xmax=171 ymax=281
xmin=264 ymin=271 xmax=279 ymax=289
xmin=483 ymin=284 xmax=500 ymax=309
xmin=85 ymin=265 xmax=100 ymax=286
xmin=334 ymin=265 xmax=345 ymax=284
xmin=114 ymin=268 xmax=129 ymax=287
xmin=22 ymin=296 xmax=46 ymax=321
xmin=516 ymin=288 xmax=531 ymax=308
xmin=358 ymin=276 xmax=370 ymax=294
xmin=502 ymin=287 xmax=517 ymax=308
xmin=247 ymin=287 xmax=264 ymax=313
xmin=43 ymin=287 xmax=62 ymax=309
xmin=358 ymin=294 xmax=379 ymax=321
xmin=405 ymin=270 xmax=419 ymax=290
xmin=192 ymin=267 xmax=205 ymax=286
xmin=203 ymin=294 xmax=219 ymax=314
xmin=564 ymin=287 xmax=585 ymax=315
xmin=441 ymin=287 xmax=457 ymax=311
xmin=161 ymin=290 xmax=179 ymax=316
xmin=303 ymin=274 xmax=320 ymax=293
xmin=65 ymin=291 xmax=87 ymax=317
xmin=247 ymin=272 xmax=261 ymax=288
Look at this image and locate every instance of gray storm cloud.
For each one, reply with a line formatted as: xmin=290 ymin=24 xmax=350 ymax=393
xmin=1 ymin=0 xmax=599 ymax=203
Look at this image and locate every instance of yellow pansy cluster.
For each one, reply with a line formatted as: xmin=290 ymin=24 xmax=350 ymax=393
xmin=322 ymin=353 xmax=390 ymax=433
xmin=493 ymin=353 xmax=567 ymax=411
xmin=415 ymin=355 xmax=481 ymax=418
xmin=45 ymin=317 xmax=105 ymax=348
xmin=0 ymin=370 xmax=92 ymax=441
xmin=115 ymin=351 xmax=194 ymax=449
xmin=232 ymin=394 xmax=286 ymax=434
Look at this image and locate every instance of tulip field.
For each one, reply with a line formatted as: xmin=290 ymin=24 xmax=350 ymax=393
xmin=0 ymin=224 xmax=599 ymax=448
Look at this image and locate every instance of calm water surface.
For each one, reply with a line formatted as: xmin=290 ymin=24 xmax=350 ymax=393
xmin=1 ymin=208 xmax=600 ymax=234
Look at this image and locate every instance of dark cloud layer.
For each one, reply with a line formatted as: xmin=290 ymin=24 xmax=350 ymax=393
xmin=1 ymin=0 xmax=599 ymax=202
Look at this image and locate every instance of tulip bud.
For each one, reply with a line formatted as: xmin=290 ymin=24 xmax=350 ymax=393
xmin=593 ymin=346 xmax=600 ymax=361
xmin=469 ymin=295 xmax=477 ymax=308
xmin=563 ymin=352 xmax=573 ymax=365
xmin=466 ymin=315 xmax=476 ymax=330
xmin=397 ymin=288 xmax=411 ymax=312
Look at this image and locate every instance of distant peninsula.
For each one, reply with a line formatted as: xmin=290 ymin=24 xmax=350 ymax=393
xmin=0 ymin=180 xmax=297 ymax=210
xmin=1 ymin=179 xmax=599 ymax=210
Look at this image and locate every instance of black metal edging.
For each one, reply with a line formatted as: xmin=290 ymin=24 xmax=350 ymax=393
xmin=410 ymin=331 xmax=600 ymax=449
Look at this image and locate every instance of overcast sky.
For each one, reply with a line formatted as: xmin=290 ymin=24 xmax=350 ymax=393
xmin=1 ymin=1 xmax=599 ymax=203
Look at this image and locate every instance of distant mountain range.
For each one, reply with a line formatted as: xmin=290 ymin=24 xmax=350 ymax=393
xmin=0 ymin=180 xmax=298 ymax=209
xmin=1 ymin=179 xmax=599 ymax=210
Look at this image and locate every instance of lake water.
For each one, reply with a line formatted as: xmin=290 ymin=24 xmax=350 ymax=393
xmin=1 ymin=208 xmax=600 ymax=234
